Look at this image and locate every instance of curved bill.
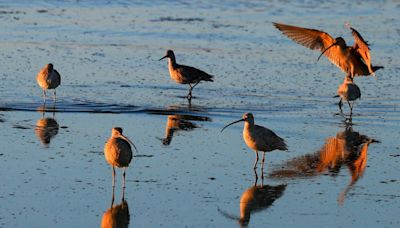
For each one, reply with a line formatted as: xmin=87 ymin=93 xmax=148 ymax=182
xmin=159 ymin=55 xmax=168 ymax=61
xmin=221 ymin=119 xmax=244 ymax=132
xmin=317 ymin=42 xmax=337 ymax=61
xmin=120 ymin=134 xmax=138 ymax=153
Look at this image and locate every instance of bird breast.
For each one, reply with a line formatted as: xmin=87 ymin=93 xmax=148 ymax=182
xmin=104 ymin=137 xmax=132 ymax=167
xmin=37 ymin=69 xmax=60 ymax=89
xmin=243 ymin=127 xmax=261 ymax=151
xmin=168 ymin=64 xmax=188 ymax=84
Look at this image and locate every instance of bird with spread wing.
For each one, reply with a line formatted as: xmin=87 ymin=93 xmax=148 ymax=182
xmin=273 ymin=22 xmax=383 ymax=78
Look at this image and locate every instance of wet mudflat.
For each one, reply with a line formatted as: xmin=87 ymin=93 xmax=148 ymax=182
xmin=0 ymin=1 xmax=399 ymax=227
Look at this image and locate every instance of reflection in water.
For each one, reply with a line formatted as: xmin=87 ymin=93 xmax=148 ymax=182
xmin=220 ymin=170 xmax=286 ymax=227
xmin=35 ymin=105 xmax=59 ymax=146
xmin=270 ymin=124 xmax=378 ymax=204
xmin=101 ymin=187 xmax=130 ymax=228
xmin=161 ymin=114 xmax=211 ymax=145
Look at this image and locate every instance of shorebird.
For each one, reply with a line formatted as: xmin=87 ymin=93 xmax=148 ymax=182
xmin=159 ymin=50 xmax=214 ymax=100
xmin=36 ymin=63 xmax=61 ymax=102
xmin=273 ymin=22 xmax=383 ymax=78
xmin=104 ymin=127 xmax=137 ymax=188
xmin=221 ymin=113 xmax=288 ymax=170
xmin=336 ymin=75 xmax=361 ymax=115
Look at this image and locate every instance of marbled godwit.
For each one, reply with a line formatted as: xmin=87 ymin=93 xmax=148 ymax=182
xmin=36 ymin=63 xmax=61 ymax=102
xmin=159 ymin=50 xmax=214 ymax=100
xmin=336 ymin=75 xmax=361 ymax=115
xmin=221 ymin=113 xmax=288 ymax=170
xmin=273 ymin=22 xmax=383 ymax=78
xmin=104 ymin=127 xmax=137 ymax=188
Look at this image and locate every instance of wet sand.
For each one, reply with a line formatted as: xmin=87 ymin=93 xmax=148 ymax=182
xmin=1 ymin=1 xmax=400 ymax=227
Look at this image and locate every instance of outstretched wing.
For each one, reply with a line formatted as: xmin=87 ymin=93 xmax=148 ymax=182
xmin=273 ymin=22 xmax=349 ymax=73
xmin=349 ymin=26 xmax=373 ymax=74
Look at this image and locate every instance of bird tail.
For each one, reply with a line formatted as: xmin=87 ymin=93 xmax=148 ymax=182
xmin=372 ymin=66 xmax=384 ymax=72
xmin=333 ymin=95 xmax=340 ymax=98
xmin=203 ymin=74 xmax=214 ymax=82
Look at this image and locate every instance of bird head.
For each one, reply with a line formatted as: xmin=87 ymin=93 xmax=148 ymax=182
xmin=46 ymin=63 xmax=54 ymax=71
xmin=317 ymin=37 xmax=346 ymax=61
xmin=159 ymin=49 xmax=175 ymax=61
xmin=221 ymin=112 xmax=254 ymax=132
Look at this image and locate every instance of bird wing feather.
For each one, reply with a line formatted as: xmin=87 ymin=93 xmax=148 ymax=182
xmin=177 ymin=65 xmax=213 ymax=83
xmin=349 ymin=27 xmax=373 ymax=74
xmin=254 ymin=125 xmax=288 ymax=151
xmin=273 ymin=22 xmax=349 ymax=73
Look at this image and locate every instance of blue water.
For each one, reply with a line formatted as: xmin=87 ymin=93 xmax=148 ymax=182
xmin=0 ymin=1 xmax=399 ymax=227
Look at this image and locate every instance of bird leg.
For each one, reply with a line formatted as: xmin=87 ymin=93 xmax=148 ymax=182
xmin=338 ymin=98 xmax=343 ymax=113
xmin=348 ymin=101 xmax=353 ymax=116
xmin=110 ymin=185 xmax=115 ymax=207
xmin=122 ymin=167 xmax=126 ymax=188
xmin=53 ymin=90 xmax=57 ymax=103
xmin=253 ymin=151 xmax=259 ymax=170
xmin=42 ymin=90 xmax=47 ymax=104
xmin=112 ymin=166 xmax=116 ymax=187
xmin=261 ymin=152 xmax=266 ymax=180
xmin=253 ymin=169 xmax=258 ymax=186
xmin=187 ymin=81 xmax=201 ymax=100
xmin=121 ymin=186 xmax=126 ymax=202
xmin=187 ymin=86 xmax=193 ymax=100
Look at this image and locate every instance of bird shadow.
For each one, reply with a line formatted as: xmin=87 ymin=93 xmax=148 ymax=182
xmin=218 ymin=170 xmax=287 ymax=227
xmin=269 ymin=121 xmax=379 ymax=205
xmin=101 ymin=186 xmax=130 ymax=228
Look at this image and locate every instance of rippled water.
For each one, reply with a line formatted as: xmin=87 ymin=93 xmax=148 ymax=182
xmin=0 ymin=0 xmax=399 ymax=227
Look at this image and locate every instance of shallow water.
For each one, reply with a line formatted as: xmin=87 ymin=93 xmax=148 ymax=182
xmin=0 ymin=0 xmax=399 ymax=227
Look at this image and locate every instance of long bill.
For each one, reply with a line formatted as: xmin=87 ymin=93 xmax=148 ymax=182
xmin=317 ymin=42 xmax=337 ymax=61
xmin=159 ymin=55 xmax=168 ymax=61
xmin=221 ymin=119 xmax=244 ymax=132
xmin=120 ymin=134 xmax=138 ymax=153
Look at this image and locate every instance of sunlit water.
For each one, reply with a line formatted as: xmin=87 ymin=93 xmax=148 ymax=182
xmin=0 ymin=0 xmax=399 ymax=227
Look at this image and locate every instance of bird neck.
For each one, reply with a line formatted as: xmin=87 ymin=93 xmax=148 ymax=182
xmin=244 ymin=121 xmax=254 ymax=130
xmin=168 ymin=57 xmax=177 ymax=69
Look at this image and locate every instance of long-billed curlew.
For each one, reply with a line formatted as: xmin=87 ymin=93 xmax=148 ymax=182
xmin=221 ymin=113 xmax=288 ymax=171
xmin=159 ymin=50 xmax=214 ymax=101
xmin=336 ymin=75 xmax=361 ymax=115
xmin=104 ymin=127 xmax=137 ymax=188
xmin=273 ymin=22 xmax=383 ymax=78
xmin=36 ymin=63 xmax=61 ymax=102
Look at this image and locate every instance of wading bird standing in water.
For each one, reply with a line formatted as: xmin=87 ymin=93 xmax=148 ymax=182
xmin=36 ymin=63 xmax=61 ymax=103
xmin=336 ymin=75 xmax=361 ymax=116
xmin=273 ymin=22 xmax=383 ymax=78
xmin=159 ymin=50 xmax=214 ymax=101
xmin=104 ymin=127 xmax=138 ymax=188
xmin=221 ymin=113 xmax=288 ymax=174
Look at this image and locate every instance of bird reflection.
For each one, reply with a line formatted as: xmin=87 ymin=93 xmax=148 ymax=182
xmin=219 ymin=170 xmax=286 ymax=227
xmin=270 ymin=123 xmax=378 ymax=204
xmin=101 ymin=187 xmax=130 ymax=228
xmin=161 ymin=114 xmax=211 ymax=145
xmin=35 ymin=105 xmax=59 ymax=146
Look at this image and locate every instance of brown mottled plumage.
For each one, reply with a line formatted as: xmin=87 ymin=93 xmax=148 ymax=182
xmin=273 ymin=22 xmax=383 ymax=78
xmin=104 ymin=127 xmax=137 ymax=188
xmin=221 ymin=113 xmax=288 ymax=170
xmin=337 ymin=76 xmax=361 ymax=115
xmin=159 ymin=50 xmax=214 ymax=100
xmin=36 ymin=63 xmax=61 ymax=102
